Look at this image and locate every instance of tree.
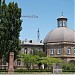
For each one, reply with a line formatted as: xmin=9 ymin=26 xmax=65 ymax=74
xmin=0 ymin=0 xmax=8 ymax=59
xmin=62 ymin=61 xmax=75 ymax=70
xmin=19 ymin=54 xmax=39 ymax=69
xmin=0 ymin=0 xmax=5 ymax=6
xmin=19 ymin=53 xmax=62 ymax=69
xmin=39 ymin=56 xmax=62 ymax=65
xmin=32 ymin=48 xmax=46 ymax=57
xmin=0 ymin=1 xmax=22 ymax=62
xmin=38 ymin=56 xmax=62 ymax=69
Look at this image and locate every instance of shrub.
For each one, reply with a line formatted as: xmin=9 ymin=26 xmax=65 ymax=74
xmin=63 ymin=70 xmax=75 ymax=72
xmin=0 ymin=69 xmax=7 ymax=72
xmin=15 ymin=69 xmax=52 ymax=72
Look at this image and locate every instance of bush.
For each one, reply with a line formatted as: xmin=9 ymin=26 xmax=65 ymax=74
xmin=0 ymin=69 xmax=7 ymax=72
xmin=63 ymin=70 xmax=75 ymax=72
xmin=62 ymin=62 xmax=75 ymax=71
xmin=15 ymin=69 xmax=52 ymax=72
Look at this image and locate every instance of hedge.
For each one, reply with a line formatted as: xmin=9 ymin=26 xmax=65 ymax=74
xmin=14 ymin=69 xmax=52 ymax=72
xmin=15 ymin=69 xmax=75 ymax=73
xmin=0 ymin=69 xmax=75 ymax=73
xmin=63 ymin=70 xmax=75 ymax=72
xmin=0 ymin=69 xmax=7 ymax=72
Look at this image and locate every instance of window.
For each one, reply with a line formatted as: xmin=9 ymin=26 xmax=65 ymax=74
xmin=31 ymin=49 xmax=33 ymax=54
xmin=68 ymin=48 xmax=71 ymax=54
xmin=57 ymin=48 xmax=60 ymax=54
xmin=51 ymin=48 xmax=54 ymax=54
xmin=74 ymin=48 xmax=75 ymax=54
xmin=63 ymin=21 xmax=67 ymax=26
xmin=58 ymin=21 xmax=62 ymax=27
xmin=24 ymin=48 xmax=28 ymax=54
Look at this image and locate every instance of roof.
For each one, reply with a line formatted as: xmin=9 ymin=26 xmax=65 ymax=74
xmin=57 ymin=16 xmax=67 ymax=20
xmin=21 ymin=40 xmax=44 ymax=46
xmin=44 ymin=27 xmax=75 ymax=43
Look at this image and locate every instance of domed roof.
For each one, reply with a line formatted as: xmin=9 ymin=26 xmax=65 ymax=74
xmin=44 ymin=27 xmax=75 ymax=43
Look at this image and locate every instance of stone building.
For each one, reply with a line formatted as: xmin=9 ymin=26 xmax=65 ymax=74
xmin=16 ymin=40 xmax=43 ymax=69
xmin=15 ymin=40 xmax=44 ymax=68
xmin=0 ymin=40 xmax=44 ymax=69
xmin=44 ymin=16 xmax=75 ymax=63
xmin=0 ymin=15 xmax=75 ymax=69
xmin=21 ymin=40 xmax=44 ymax=54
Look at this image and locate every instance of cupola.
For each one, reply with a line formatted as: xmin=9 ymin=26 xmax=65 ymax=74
xmin=57 ymin=16 xmax=68 ymax=27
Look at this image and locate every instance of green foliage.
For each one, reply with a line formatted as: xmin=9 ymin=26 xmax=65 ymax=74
xmin=0 ymin=2 xmax=22 ymax=62
xmin=62 ymin=62 xmax=75 ymax=70
xmin=32 ymin=48 xmax=46 ymax=57
xmin=39 ymin=57 xmax=62 ymax=66
xmin=19 ymin=54 xmax=39 ymax=69
xmin=14 ymin=69 xmax=52 ymax=72
xmin=62 ymin=70 xmax=75 ymax=72
xmin=0 ymin=69 xmax=7 ymax=72
xmin=0 ymin=0 xmax=8 ymax=59
xmin=19 ymin=53 xmax=62 ymax=69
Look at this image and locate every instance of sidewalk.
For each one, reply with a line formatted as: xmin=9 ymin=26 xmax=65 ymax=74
xmin=0 ymin=74 xmax=75 ymax=75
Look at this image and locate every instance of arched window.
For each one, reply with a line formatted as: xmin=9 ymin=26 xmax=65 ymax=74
xmin=68 ymin=47 xmax=71 ymax=54
xmin=57 ymin=48 xmax=61 ymax=54
xmin=51 ymin=48 xmax=54 ymax=54
xmin=74 ymin=48 xmax=75 ymax=54
xmin=24 ymin=48 xmax=28 ymax=54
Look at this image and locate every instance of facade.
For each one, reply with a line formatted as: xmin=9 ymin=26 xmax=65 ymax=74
xmin=17 ymin=40 xmax=44 ymax=68
xmin=0 ymin=40 xmax=44 ymax=69
xmin=19 ymin=15 xmax=75 ymax=66
xmin=21 ymin=40 xmax=44 ymax=54
xmin=1 ymin=15 xmax=75 ymax=69
xmin=44 ymin=16 xmax=75 ymax=63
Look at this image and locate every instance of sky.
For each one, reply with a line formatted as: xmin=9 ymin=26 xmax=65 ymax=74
xmin=6 ymin=0 xmax=74 ymax=41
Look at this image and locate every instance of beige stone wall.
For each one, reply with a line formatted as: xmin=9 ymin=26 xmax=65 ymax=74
xmin=45 ymin=42 xmax=75 ymax=62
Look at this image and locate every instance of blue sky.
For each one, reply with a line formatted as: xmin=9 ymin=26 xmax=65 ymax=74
xmin=6 ymin=0 xmax=74 ymax=41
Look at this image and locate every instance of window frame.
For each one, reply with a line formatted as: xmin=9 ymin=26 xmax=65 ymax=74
xmin=57 ymin=48 xmax=61 ymax=54
xmin=74 ymin=48 xmax=75 ymax=54
xmin=24 ymin=48 xmax=28 ymax=54
xmin=68 ymin=47 xmax=71 ymax=54
xmin=51 ymin=48 xmax=54 ymax=54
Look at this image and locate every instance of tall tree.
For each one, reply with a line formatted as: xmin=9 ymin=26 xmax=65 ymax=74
xmin=0 ymin=0 xmax=7 ymax=59
xmin=0 ymin=0 xmax=5 ymax=6
xmin=0 ymin=1 xmax=22 ymax=62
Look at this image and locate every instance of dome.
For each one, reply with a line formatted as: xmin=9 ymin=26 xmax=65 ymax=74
xmin=44 ymin=27 xmax=75 ymax=43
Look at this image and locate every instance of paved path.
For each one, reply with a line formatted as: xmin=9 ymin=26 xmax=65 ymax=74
xmin=0 ymin=74 xmax=75 ymax=75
